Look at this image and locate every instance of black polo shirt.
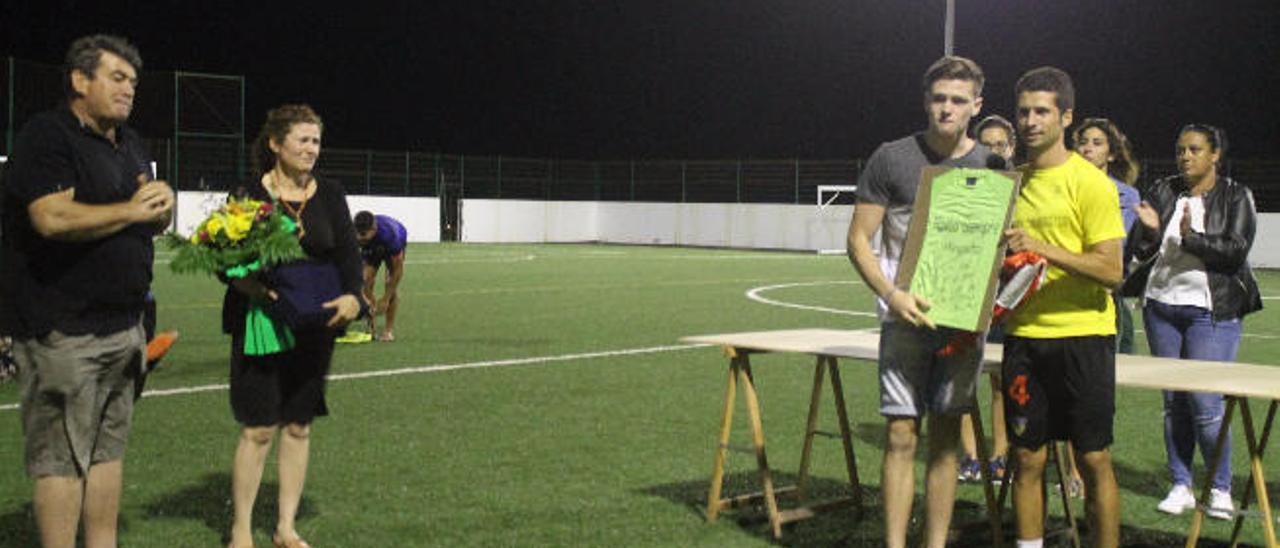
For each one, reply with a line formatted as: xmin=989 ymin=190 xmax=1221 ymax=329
xmin=0 ymin=107 xmax=155 ymax=338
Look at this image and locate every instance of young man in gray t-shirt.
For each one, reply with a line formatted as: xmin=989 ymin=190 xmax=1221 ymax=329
xmin=845 ymin=56 xmax=999 ymax=548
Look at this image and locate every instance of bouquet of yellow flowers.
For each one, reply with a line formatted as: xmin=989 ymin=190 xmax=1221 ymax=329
xmin=163 ymin=198 xmax=306 ymax=276
xmin=163 ymin=198 xmax=309 ymax=356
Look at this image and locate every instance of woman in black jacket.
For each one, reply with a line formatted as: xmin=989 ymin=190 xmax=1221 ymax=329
xmin=223 ymin=104 xmax=364 ymax=548
xmin=1127 ymin=124 xmax=1262 ymax=520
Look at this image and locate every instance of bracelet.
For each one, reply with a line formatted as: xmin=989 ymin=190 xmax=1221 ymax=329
xmin=881 ymin=287 xmax=899 ymax=301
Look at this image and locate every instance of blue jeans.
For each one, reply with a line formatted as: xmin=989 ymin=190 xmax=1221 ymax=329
xmin=1143 ymin=299 xmax=1241 ymax=491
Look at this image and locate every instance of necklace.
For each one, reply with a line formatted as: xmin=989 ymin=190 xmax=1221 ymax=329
xmin=271 ymin=169 xmax=312 ymax=239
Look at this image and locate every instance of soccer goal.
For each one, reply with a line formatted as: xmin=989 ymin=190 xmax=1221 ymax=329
xmin=815 ymin=184 xmax=857 ymax=255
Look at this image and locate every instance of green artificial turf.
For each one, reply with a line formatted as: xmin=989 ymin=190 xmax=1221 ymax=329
xmin=0 ymin=243 xmax=1277 ymax=546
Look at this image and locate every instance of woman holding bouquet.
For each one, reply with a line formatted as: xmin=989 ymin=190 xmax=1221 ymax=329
xmin=223 ymin=104 xmax=363 ymax=548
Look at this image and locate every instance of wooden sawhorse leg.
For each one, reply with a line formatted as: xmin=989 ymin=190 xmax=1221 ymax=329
xmin=1187 ymin=397 xmax=1278 ymax=548
xmin=1231 ymin=400 xmax=1279 ymax=546
xmin=704 ymin=350 xmax=783 ymax=538
xmin=969 ymin=397 xmax=1005 ymax=548
xmin=795 ymin=356 xmax=862 ymax=518
xmin=996 ymin=441 xmax=1080 ymax=548
xmin=1050 ymin=442 xmax=1082 ymax=548
xmin=705 ymin=352 xmax=863 ymax=539
xmin=705 ymin=351 xmax=740 ymax=522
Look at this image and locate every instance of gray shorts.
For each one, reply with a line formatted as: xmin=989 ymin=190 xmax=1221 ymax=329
xmin=17 ymin=325 xmax=145 ymax=478
xmin=878 ymin=321 xmax=983 ymax=417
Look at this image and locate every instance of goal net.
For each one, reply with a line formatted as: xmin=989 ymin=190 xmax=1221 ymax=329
xmin=815 ymin=184 xmax=857 ymax=255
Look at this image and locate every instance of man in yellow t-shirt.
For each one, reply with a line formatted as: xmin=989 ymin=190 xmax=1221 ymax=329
xmin=1001 ymin=67 xmax=1126 ymax=548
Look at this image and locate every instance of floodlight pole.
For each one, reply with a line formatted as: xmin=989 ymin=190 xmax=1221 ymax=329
xmin=944 ymin=0 xmax=955 ymax=56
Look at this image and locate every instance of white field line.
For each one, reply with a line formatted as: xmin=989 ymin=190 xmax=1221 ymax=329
xmin=1129 ymin=329 xmax=1280 ymax=341
xmin=746 ymin=282 xmax=1280 ymax=340
xmin=402 ymin=256 xmax=536 ymax=265
xmin=155 ymin=251 xmax=834 ymax=266
xmin=0 ymin=343 xmax=711 ymax=412
xmin=426 ymin=277 xmax=823 ymax=298
xmin=394 ymin=253 xmax=828 ymax=265
xmin=156 ymin=255 xmax=539 ymax=266
xmin=646 ymin=254 xmax=828 ymax=260
xmin=73 ymin=250 xmax=1280 ymax=413
xmin=745 ymin=281 xmax=877 ymax=318
xmin=158 ymin=277 xmax=842 ymax=310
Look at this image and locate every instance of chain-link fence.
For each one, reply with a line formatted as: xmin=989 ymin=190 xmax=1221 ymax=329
xmin=4 ymin=56 xmax=1279 ymax=210
xmin=1138 ymin=158 xmax=1280 ymax=210
xmin=1 ymin=57 xmax=242 ymax=190
xmin=173 ymin=71 xmax=245 ymax=188
xmin=343 ymin=155 xmax=861 ymax=204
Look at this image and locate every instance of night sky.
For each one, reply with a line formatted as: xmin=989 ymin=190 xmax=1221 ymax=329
xmin=3 ymin=1 xmax=1278 ymax=160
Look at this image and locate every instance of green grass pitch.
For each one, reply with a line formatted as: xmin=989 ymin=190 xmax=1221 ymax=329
xmin=1 ymin=243 xmax=1278 ymax=546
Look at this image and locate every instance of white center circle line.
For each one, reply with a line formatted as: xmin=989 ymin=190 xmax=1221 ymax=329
xmin=745 ymin=280 xmax=877 ymax=317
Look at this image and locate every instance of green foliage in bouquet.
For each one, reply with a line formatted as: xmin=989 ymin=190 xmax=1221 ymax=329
xmin=162 ymin=198 xmax=306 ymax=276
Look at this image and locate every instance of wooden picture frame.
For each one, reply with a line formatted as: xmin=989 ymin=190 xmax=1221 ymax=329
xmin=894 ymin=166 xmax=1021 ymax=332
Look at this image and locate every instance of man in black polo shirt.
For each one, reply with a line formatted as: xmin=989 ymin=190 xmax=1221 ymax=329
xmin=0 ymin=34 xmax=173 ymax=548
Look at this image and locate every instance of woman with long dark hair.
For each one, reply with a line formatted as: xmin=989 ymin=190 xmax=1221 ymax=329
xmin=1127 ymin=124 xmax=1263 ymax=520
xmin=1074 ymin=117 xmax=1142 ymax=354
xmin=223 ymin=104 xmax=364 ymax=548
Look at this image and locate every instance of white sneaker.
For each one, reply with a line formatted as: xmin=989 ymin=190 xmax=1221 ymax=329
xmin=1207 ymin=488 xmax=1234 ymax=520
xmin=1157 ymin=484 xmax=1196 ymax=515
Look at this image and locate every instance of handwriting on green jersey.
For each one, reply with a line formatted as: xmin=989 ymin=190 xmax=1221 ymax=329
xmin=909 ymin=168 xmax=1017 ymax=331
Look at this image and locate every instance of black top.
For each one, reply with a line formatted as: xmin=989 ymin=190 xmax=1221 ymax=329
xmin=1 ymin=107 xmax=155 ymax=338
xmin=1123 ymin=174 xmax=1263 ymax=320
xmin=221 ymin=176 xmax=364 ymax=334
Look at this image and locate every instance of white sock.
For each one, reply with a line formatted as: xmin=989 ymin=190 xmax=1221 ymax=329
xmin=1016 ymin=540 xmax=1044 ymax=548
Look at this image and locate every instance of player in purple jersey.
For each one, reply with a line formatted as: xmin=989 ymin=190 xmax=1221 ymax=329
xmin=354 ymin=211 xmax=407 ymax=342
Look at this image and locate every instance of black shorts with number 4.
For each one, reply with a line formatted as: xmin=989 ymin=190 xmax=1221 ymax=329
xmin=1002 ymin=334 xmax=1116 ymax=453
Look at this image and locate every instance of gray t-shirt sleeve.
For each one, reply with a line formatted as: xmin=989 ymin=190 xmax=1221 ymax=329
xmin=853 ymin=143 xmax=892 ymax=205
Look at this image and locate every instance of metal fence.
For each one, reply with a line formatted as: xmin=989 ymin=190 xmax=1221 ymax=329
xmin=303 ymin=152 xmax=1280 ymax=211
xmin=2 ymin=57 xmax=244 ymax=188
xmin=5 ymin=56 xmax=1279 ymax=210
xmin=1138 ymin=158 xmax=1280 ymax=211
xmin=299 ymin=152 xmax=863 ymax=205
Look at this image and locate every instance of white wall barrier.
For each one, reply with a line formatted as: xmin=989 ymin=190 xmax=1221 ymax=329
xmin=10 ymin=156 xmax=1280 ymax=266
xmin=1257 ymin=214 xmax=1280 ymax=269
xmin=173 ymin=191 xmax=441 ymax=242
xmin=460 ymin=199 xmax=597 ymax=243
xmin=462 ymin=199 xmax=851 ymax=251
xmin=461 ymin=198 xmax=1280 ymax=268
xmin=345 ymin=195 xmax=441 ymax=243
xmin=172 ymin=193 xmax=1280 ymax=268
